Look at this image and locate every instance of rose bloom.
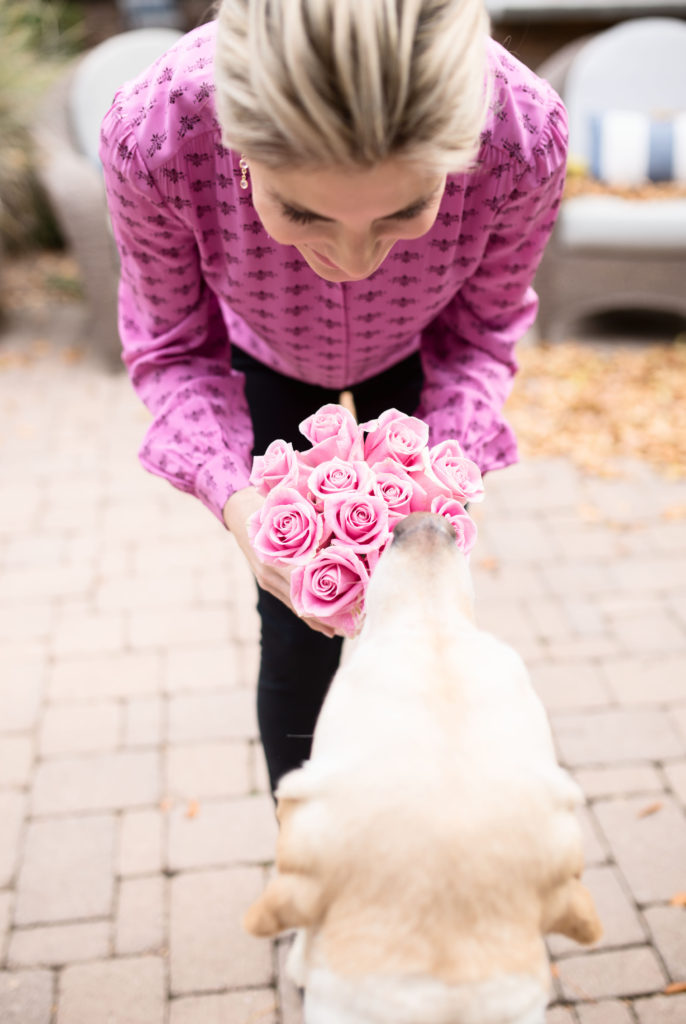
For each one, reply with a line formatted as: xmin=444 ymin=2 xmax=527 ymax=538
xmin=308 ymin=457 xmax=375 ymax=507
xmin=248 ymin=486 xmax=323 ymax=565
xmin=371 ymin=458 xmax=429 ymax=522
xmin=299 ymin=403 xmax=364 ymax=463
xmin=249 ymin=439 xmax=304 ymax=497
xmin=291 ymin=545 xmax=369 ymax=637
xmin=429 ymin=440 xmax=484 ymax=503
xmin=431 ymin=496 xmax=478 ymax=554
xmin=363 ymin=408 xmax=430 ymax=471
xmin=323 ymin=491 xmax=390 ymax=554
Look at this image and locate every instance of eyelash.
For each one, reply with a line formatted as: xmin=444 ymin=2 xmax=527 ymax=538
xmin=392 ymin=204 xmax=427 ymax=221
xmin=282 ymin=206 xmax=318 ymax=225
xmin=280 ymin=203 xmax=429 ymax=225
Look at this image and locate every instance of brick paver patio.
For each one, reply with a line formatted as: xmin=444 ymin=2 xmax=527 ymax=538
xmin=1 ymin=303 xmax=685 ymax=1023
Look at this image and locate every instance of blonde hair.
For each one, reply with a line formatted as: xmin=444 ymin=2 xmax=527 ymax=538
xmin=214 ymin=0 xmax=491 ymax=173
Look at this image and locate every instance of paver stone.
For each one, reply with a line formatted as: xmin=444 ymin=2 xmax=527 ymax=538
xmin=58 ymin=956 xmax=165 ymax=1024
xmin=0 ymin=969 xmax=54 ymax=1024
xmin=169 ymin=867 xmax=272 ymax=994
xmin=592 ymin=796 xmax=686 ymax=904
xmin=15 ymin=816 xmax=115 ymax=925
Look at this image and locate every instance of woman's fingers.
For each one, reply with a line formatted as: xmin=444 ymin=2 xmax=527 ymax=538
xmin=256 ymin=564 xmax=293 ymax=605
xmin=258 ymin=568 xmax=336 ymax=637
xmin=223 ymin=487 xmax=337 ymax=638
xmin=302 ymin=616 xmax=336 ymax=639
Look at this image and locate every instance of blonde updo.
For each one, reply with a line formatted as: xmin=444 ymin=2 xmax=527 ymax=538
xmin=214 ymin=0 xmax=491 ymax=173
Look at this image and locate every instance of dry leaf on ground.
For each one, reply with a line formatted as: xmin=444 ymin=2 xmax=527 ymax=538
xmin=662 ymin=506 xmax=686 ymax=521
xmin=506 ymin=341 xmax=686 ymax=479
xmin=637 ymin=801 xmax=664 ymax=819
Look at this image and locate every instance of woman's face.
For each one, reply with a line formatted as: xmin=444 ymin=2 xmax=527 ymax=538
xmin=247 ymin=158 xmax=446 ymax=283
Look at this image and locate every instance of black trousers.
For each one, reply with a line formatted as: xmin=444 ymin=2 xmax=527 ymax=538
xmin=231 ymin=345 xmax=424 ymax=792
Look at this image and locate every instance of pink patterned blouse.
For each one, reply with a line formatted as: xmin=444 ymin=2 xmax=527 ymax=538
xmin=100 ymin=20 xmax=567 ymax=525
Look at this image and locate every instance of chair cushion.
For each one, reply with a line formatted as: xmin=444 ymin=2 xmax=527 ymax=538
xmin=557 ymin=195 xmax=686 ymax=250
xmin=588 ymin=110 xmax=686 ymax=187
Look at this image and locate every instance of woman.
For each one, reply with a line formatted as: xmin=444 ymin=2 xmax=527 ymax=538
xmin=100 ymin=0 xmax=567 ymax=791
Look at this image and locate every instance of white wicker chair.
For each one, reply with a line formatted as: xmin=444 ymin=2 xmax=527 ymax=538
xmin=32 ymin=29 xmax=182 ymax=367
xmin=534 ymin=17 xmax=686 ymax=340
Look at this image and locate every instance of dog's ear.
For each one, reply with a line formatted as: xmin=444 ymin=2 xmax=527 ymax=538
xmin=542 ymin=877 xmax=602 ymax=945
xmin=244 ymin=787 xmax=328 ymax=937
xmin=243 ymin=871 xmax=324 ymax=936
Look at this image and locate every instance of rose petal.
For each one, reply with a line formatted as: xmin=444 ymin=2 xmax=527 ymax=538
xmin=250 ymin=439 xmax=305 ymax=496
xmin=323 ymin=492 xmax=390 ymax=553
xmin=299 ymin=403 xmax=364 ymax=461
xmin=430 ymin=495 xmax=478 ymax=554
xmin=248 ymin=486 xmax=323 ymax=564
xmin=291 ymin=546 xmax=369 ymax=636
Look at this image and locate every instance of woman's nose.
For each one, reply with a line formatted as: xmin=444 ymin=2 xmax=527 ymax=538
xmin=332 ymin=230 xmax=380 ymax=278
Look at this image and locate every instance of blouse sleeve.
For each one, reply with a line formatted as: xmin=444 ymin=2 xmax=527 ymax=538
xmin=415 ymin=98 xmax=568 ymax=474
xmin=100 ymin=106 xmax=253 ymax=525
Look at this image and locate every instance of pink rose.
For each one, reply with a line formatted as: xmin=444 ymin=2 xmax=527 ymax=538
xmin=362 ymin=408 xmax=430 ymax=471
xmin=323 ymin=491 xmax=390 ymax=554
xmin=429 ymin=441 xmax=484 ymax=503
xmin=371 ymin=458 xmax=428 ymax=524
xmin=308 ymin=457 xmax=375 ymax=508
xmin=431 ymin=496 xmax=478 ymax=554
xmin=291 ymin=546 xmax=369 ymax=637
xmin=249 ymin=440 xmax=304 ymax=497
xmin=430 ymin=439 xmax=465 ymax=459
xmin=299 ymin=403 xmax=364 ymax=464
xmin=248 ymin=487 xmax=323 ymax=565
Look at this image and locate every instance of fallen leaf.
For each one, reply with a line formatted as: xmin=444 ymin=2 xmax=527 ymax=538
xmin=637 ymin=801 xmax=664 ymax=819
xmin=665 ymin=982 xmax=686 ymax=995
xmin=185 ymin=799 xmax=200 ymax=819
xmin=669 ymin=891 xmax=686 ymax=907
xmin=246 ymin=1003 xmax=278 ymax=1024
xmin=61 ymin=346 xmax=85 ymax=365
xmin=662 ymin=506 xmax=686 ymax=522
xmin=565 ymin=175 xmax=686 ymax=202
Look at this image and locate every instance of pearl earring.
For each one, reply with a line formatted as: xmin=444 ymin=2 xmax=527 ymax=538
xmin=239 ymin=156 xmax=249 ymax=190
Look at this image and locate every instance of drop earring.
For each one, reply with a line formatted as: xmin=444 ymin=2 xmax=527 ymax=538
xmin=239 ymin=155 xmax=249 ymax=190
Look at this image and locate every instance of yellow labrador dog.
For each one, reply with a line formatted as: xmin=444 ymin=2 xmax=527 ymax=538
xmin=245 ymin=512 xmax=601 ymax=1024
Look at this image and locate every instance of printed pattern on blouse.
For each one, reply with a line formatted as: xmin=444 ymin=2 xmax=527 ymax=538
xmin=100 ymin=20 xmax=568 ymax=523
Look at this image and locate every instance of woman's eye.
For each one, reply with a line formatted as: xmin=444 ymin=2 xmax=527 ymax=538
xmin=391 ymin=204 xmax=427 ymax=221
xmin=282 ymin=206 xmax=318 ymax=225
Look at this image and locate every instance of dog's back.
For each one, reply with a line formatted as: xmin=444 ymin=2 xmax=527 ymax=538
xmin=245 ymin=513 xmax=601 ymax=1024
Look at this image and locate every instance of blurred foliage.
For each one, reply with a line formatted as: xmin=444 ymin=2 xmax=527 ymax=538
xmin=0 ymin=0 xmax=85 ymax=251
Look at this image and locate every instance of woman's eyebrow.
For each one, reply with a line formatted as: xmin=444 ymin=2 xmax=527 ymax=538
xmin=269 ymin=184 xmax=442 ymax=222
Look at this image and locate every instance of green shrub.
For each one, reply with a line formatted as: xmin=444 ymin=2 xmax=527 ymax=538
xmin=0 ymin=0 xmax=85 ymax=251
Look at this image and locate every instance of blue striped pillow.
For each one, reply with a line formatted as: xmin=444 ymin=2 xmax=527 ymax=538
xmin=589 ymin=111 xmax=686 ymax=187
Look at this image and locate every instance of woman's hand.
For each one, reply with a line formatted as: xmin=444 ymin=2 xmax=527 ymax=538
xmin=222 ymin=486 xmax=338 ymax=639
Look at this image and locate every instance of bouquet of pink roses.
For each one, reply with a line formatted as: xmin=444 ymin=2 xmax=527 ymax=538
xmin=247 ymin=404 xmax=483 ymax=637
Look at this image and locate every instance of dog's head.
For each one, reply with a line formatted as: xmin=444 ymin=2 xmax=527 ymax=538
xmin=244 ymin=513 xmax=602 ymax=1024
xmin=363 ymin=510 xmax=477 ymax=631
